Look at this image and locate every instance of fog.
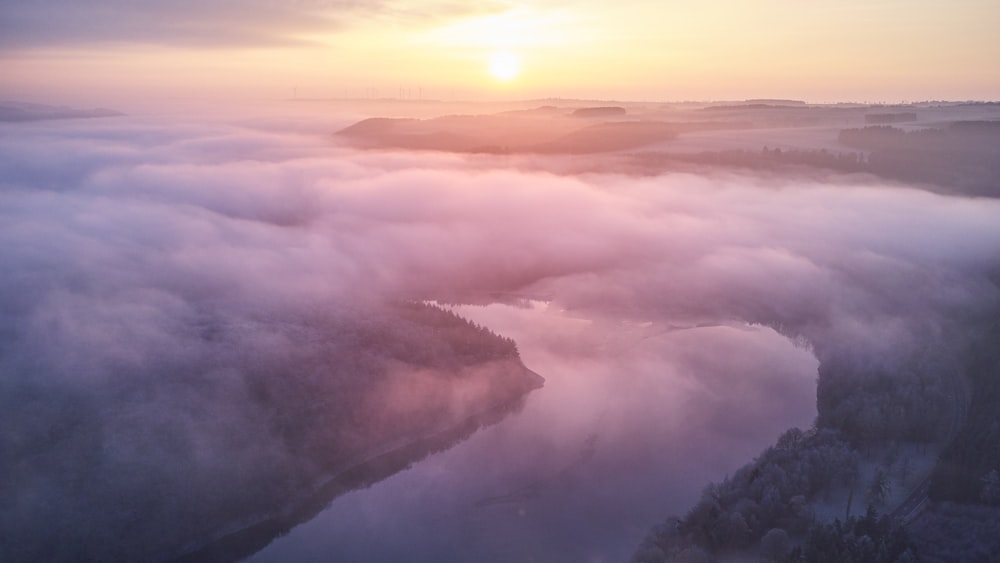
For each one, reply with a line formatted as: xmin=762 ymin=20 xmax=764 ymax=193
xmin=241 ymin=296 xmax=822 ymax=562
xmin=2 ymin=103 xmax=999 ymax=561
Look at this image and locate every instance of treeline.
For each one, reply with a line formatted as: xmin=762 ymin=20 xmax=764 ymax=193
xmin=838 ymin=122 xmax=1000 ymax=197
xmin=694 ymin=146 xmax=868 ymax=171
xmin=838 ymin=122 xmax=1000 ymax=153
xmin=630 ymin=146 xmax=868 ymax=176
xmin=389 ymin=300 xmax=519 ymax=366
xmin=631 ymin=121 xmax=1000 ymax=198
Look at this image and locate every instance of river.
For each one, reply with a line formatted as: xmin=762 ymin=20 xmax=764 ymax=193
xmin=246 ymin=301 xmax=817 ymax=562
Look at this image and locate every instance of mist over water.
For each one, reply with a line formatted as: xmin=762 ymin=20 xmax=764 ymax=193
xmin=250 ymin=303 xmax=818 ymax=563
xmin=3 ymin=103 xmax=1000 ymax=561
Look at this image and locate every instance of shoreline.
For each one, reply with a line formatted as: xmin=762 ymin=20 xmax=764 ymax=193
xmin=164 ymin=367 xmax=544 ymax=563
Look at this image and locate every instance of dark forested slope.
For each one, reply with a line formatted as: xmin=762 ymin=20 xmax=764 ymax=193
xmin=0 ymin=301 xmax=542 ymax=563
xmin=633 ymin=316 xmax=999 ymax=562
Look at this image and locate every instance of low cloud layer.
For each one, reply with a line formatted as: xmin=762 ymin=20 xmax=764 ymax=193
xmin=3 ymin=108 xmax=999 ymax=442
xmin=10 ymin=113 xmax=987 ymax=365
xmin=2 ymin=108 xmax=1000 ymax=560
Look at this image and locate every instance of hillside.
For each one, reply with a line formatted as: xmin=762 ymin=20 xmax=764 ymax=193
xmin=336 ymin=108 xmax=680 ymax=154
xmin=0 ymin=301 xmax=542 ymax=563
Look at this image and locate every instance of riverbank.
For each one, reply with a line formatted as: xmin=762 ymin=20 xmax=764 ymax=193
xmin=165 ymin=364 xmax=544 ymax=563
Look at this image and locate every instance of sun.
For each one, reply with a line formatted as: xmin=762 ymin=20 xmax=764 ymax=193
xmin=489 ymin=51 xmax=521 ymax=82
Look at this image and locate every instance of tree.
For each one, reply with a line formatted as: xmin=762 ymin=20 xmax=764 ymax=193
xmin=759 ymin=528 xmax=792 ymax=561
xmin=896 ymin=456 xmax=913 ymax=487
xmin=980 ymin=469 xmax=1000 ymax=505
xmin=776 ymin=427 xmax=805 ymax=450
xmin=867 ymin=469 xmax=890 ymax=510
xmin=801 ymin=508 xmax=918 ymax=563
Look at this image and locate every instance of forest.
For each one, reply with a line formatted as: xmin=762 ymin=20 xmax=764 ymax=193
xmin=631 ymin=115 xmax=1000 ymax=562
xmin=633 ymin=319 xmax=1000 ymax=562
xmin=0 ymin=301 xmax=541 ymax=562
xmin=630 ymin=120 xmax=1000 ymax=199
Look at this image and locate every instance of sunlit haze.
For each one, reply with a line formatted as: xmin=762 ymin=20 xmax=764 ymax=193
xmin=2 ymin=0 xmax=999 ymax=105
xmin=489 ymin=50 xmax=520 ymax=82
xmin=3 ymin=2 xmax=1000 ymax=563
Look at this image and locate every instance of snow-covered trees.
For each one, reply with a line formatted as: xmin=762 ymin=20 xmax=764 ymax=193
xmin=799 ymin=508 xmax=917 ymax=563
xmin=632 ymin=428 xmax=859 ymax=560
xmin=759 ymin=528 xmax=792 ymax=561
xmin=866 ymin=469 xmax=890 ymax=511
xmin=816 ymin=361 xmax=950 ymax=447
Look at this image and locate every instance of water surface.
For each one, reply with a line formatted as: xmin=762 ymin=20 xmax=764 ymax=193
xmin=247 ymin=302 xmax=817 ymax=562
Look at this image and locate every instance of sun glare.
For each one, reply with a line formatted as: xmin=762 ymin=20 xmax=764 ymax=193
xmin=489 ymin=51 xmax=520 ymax=82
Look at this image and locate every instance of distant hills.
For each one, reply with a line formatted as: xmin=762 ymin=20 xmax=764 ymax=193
xmin=0 ymin=101 xmax=124 ymax=122
xmin=336 ymin=107 xmax=681 ymax=154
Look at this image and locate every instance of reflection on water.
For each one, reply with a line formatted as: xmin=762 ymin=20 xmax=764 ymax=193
xmin=246 ymin=302 xmax=817 ymax=562
xmin=473 ymin=432 xmax=598 ymax=509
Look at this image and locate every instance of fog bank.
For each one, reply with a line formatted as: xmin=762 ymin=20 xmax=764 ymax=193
xmin=2 ymin=106 xmax=999 ymax=560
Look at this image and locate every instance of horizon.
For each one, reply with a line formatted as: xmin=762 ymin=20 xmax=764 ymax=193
xmin=6 ymin=96 xmax=999 ymax=121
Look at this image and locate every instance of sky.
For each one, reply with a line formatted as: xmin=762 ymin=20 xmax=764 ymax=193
xmin=1 ymin=0 xmax=998 ymax=105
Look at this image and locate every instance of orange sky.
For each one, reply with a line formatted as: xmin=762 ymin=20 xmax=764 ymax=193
xmin=1 ymin=0 xmax=998 ymax=105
